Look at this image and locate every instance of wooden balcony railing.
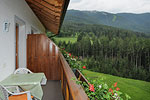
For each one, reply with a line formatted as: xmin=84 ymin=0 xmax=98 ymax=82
xmin=27 ymin=34 xmax=88 ymax=100
xmin=75 ymin=69 xmax=89 ymax=84
xmin=59 ymin=52 xmax=88 ymax=100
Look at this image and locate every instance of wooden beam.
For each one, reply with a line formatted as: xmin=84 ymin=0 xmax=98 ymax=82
xmin=25 ymin=0 xmax=70 ymax=34
xmin=26 ymin=0 xmax=61 ymax=14
xmin=43 ymin=0 xmax=63 ymax=7
xmin=36 ymin=14 xmax=59 ymax=25
xmin=28 ymin=4 xmax=60 ymax=19
xmin=32 ymin=8 xmax=60 ymax=23
xmin=27 ymin=2 xmax=60 ymax=17
xmin=32 ymin=7 xmax=60 ymax=20
xmin=37 ymin=16 xmax=59 ymax=33
xmin=34 ymin=13 xmax=59 ymax=24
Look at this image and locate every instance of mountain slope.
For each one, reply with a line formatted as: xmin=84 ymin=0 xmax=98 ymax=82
xmin=60 ymin=22 xmax=149 ymax=38
xmin=64 ymin=10 xmax=150 ymax=34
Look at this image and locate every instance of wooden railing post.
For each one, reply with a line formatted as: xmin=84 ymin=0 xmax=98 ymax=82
xmin=65 ymin=83 xmax=69 ymax=100
xmin=61 ymin=66 xmax=64 ymax=93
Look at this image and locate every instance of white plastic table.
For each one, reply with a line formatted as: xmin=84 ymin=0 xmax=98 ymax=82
xmin=0 ymin=73 xmax=47 ymax=100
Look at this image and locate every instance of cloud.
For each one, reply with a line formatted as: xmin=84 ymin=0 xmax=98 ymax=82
xmin=71 ymin=0 xmax=82 ymax=3
xmin=68 ymin=0 xmax=150 ymax=13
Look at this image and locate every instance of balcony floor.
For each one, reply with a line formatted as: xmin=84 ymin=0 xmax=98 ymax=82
xmin=42 ymin=80 xmax=64 ymax=100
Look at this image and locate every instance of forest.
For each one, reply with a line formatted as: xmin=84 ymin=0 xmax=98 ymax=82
xmin=55 ymin=22 xmax=150 ymax=82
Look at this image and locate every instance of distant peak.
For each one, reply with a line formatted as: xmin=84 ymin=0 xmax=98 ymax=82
xmin=102 ymin=12 xmax=107 ymax=15
xmin=91 ymin=10 xmax=99 ymax=13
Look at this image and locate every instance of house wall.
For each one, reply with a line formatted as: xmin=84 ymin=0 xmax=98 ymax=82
xmin=0 ymin=0 xmax=45 ymax=81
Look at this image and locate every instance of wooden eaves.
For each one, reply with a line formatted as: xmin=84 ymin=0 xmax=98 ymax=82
xmin=25 ymin=0 xmax=70 ymax=34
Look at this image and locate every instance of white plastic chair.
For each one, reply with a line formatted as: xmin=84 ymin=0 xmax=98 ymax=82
xmin=14 ymin=68 xmax=33 ymax=74
xmin=0 ymin=85 xmax=33 ymax=100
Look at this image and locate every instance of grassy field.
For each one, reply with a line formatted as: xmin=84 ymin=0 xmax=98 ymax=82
xmin=54 ymin=37 xmax=77 ymax=43
xmin=83 ymin=70 xmax=150 ymax=100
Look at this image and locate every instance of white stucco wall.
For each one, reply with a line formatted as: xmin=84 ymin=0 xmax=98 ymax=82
xmin=0 ymin=0 xmax=45 ymax=81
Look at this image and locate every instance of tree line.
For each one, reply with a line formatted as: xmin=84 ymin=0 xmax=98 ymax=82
xmin=56 ymin=23 xmax=150 ymax=81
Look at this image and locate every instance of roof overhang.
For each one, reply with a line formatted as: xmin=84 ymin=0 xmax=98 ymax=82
xmin=25 ymin=0 xmax=70 ymax=34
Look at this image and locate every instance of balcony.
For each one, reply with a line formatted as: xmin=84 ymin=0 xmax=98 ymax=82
xmin=27 ymin=34 xmax=88 ymax=100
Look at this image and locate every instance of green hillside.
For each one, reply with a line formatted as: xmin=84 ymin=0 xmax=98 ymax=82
xmin=83 ymin=70 xmax=150 ymax=100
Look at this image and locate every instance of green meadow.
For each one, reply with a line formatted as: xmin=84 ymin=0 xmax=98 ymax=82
xmin=54 ymin=37 xmax=77 ymax=43
xmin=83 ymin=70 xmax=150 ymax=100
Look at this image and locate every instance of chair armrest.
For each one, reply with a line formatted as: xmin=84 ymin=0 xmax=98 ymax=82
xmin=28 ymin=70 xmax=33 ymax=74
xmin=3 ymin=86 xmax=32 ymax=100
xmin=5 ymin=86 xmax=20 ymax=93
xmin=12 ymin=91 xmax=30 ymax=95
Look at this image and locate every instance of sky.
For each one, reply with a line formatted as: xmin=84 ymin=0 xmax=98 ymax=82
xmin=68 ymin=0 xmax=150 ymax=13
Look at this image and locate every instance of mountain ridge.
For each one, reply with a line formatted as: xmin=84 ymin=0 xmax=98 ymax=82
xmin=64 ymin=10 xmax=150 ymax=34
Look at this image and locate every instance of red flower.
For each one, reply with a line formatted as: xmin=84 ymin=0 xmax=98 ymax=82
xmin=89 ymin=84 xmax=95 ymax=92
xmin=63 ymin=48 xmax=65 ymax=50
xmin=114 ymin=82 xmax=117 ymax=87
xmin=83 ymin=66 xmax=86 ymax=69
xmin=69 ymin=53 xmax=71 ymax=56
xmin=109 ymin=88 xmax=113 ymax=93
xmin=116 ymin=87 xmax=120 ymax=91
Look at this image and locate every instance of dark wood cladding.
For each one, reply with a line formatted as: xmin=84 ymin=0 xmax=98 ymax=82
xmin=27 ymin=34 xmax=60 ymax=80
xmin=27 ymin=34 xmax=88 ymax=99
xmin=25 ymin=0 xmax=70 ymax=34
